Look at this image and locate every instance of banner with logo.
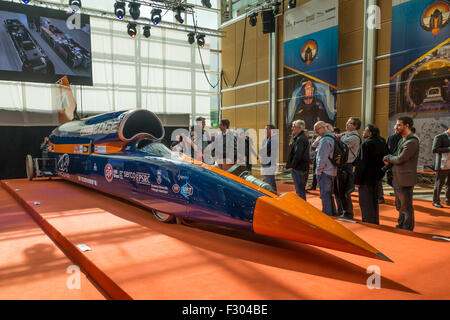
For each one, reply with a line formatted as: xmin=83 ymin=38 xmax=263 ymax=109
xmin=283 ymin=0 xmax=338 ymax=136
xmin=389 ymin=0 xmax=450 ymax=168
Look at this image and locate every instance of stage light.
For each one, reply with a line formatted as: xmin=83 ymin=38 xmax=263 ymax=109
xmin=273 ymin=2 xmax=280 ymax=15
xmin=23 ymin=0 xmax=30 ymax=4
xmin=288 ymin=0 xmax=296 ymax=9
xmin=143 ymin=25 xmax=151 ymax=38
xmin=128 ymin=2 xmax=140 ymax=20
xmin=201 ymin=0 xmax=212 ymax=9
xmin=249 ymin=12 xmax=257 ymax=27
xmin=114 ymin=1 xmax=126 ymax=20
xmin=127 ymin=23 xmax=137 ymax=38
xmin=174 ymin=6 xmax=185 ymax=24
xmin=196 ymin=33 xmax=205 ymax=48
xmin=69 ymin=0 xmax=81 ymax=12
xmin=151 ymin=8 xmax=162 ymax=25
xmin=187 ymin=32 xmax=195 ymax=44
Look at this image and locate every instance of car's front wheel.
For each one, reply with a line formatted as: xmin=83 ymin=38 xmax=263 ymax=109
xmin=152 ymin=210 xmax=175 ymax=223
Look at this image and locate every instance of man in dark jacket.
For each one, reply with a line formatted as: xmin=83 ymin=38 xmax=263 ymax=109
xmin=355 ymin=124 xmax=388 ymax=224
xmin=432 ymin=126 xmax=450 ymax=207
xmin=286 ymin=119 xmax=310 ymax=200
xmin=383 ymin=116 xmax=420 ymax=231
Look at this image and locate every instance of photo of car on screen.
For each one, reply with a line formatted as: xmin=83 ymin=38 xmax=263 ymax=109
xmin=0 ymin=1 xmax=92 ymax=85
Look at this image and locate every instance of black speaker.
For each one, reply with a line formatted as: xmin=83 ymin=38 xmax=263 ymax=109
xmin=262 ymin=10 xmax=275 ymax=34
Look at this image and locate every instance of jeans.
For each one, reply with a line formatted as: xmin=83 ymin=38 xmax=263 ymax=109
xmin=395 ymin=186 xmax=415 ymax=231
xmin=291 ymin=169 xmax=306 ymax=200
xmin=318 ymin=173 xmax=336 ymax=216
xmin=263 ymin=175 xmax=277 ymax=194
xmin=359 ymin=183 xmax=380 ymax=224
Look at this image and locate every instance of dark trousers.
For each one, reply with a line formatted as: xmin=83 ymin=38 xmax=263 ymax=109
xmin=335 ymin=164 xmax=355 ymax=218
xmin=433 ymin=170 xmax=450 ymax=204
xmin=377 ymin=180 xmax=385 ymax=201
xmin=395 ymin=186 xmax=415 ymax=231
xmin=291 ymin=169 xmax=306 ymax=200
xmin=359 ymin=183 xmax=380 ymax=224
xmin=310 ymin=160 xmax=317 ymax=189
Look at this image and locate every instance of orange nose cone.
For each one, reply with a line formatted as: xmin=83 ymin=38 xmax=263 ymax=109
xmin=306 ymin=60 xmax=311 ymax=66
xmin=432 ymin=28 xmax=440 ymax=35
xmin=253 ymin=192 xmax=393 ymax=262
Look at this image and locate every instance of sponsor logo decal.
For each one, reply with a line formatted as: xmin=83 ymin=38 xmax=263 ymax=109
xmin=78 ymin=176 xmax=98 ymax=186
xmin=94 ymin=145 xmax=107 ymax=153
xmin=172 ymin=184 xmax=180 ymax=193
xmin=156 ymin=169 xmax=162 ymax=184
xmin=180 ymin=183 xmax=194 ymax=198
xmin=81 ymin=119 xmax=120 ymax=136
xmin=57 ymin=153 xmax=70 ymax=173
xmin=105 ymin=164 xmax=114 ymax=182
xmin=151 ymin=184 xmax=169 ymax=194
xmin=136 ymin=172 xmax=151 ymax=185
xmin=74 ymin=145 xmax=88 ymax=154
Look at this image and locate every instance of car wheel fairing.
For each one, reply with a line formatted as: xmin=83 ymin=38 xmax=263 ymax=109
xmin=26 ymin=155 xmax=34 ymax=180
xmin=152 ymin=210 xmax=175 ymax=223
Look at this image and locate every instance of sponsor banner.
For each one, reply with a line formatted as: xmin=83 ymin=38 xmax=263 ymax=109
xmin=283 ymin=0 xmax=338 ymax=133
xmin=283 ymin=0 xmax=338 ymax=88
xmin=389 ymin=0 xmax=450 ymax=167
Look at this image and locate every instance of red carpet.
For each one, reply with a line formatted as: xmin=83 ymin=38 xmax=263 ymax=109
xmin=1 ymin=178 xmax=449 ymax=299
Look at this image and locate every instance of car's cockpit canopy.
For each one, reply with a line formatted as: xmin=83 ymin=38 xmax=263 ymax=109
xmin=136 ymin=139 xmax=172 ymax=158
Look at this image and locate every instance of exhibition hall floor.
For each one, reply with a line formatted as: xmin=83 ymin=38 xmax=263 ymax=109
xmin=0 ymin=178 xmax=449 ymax=300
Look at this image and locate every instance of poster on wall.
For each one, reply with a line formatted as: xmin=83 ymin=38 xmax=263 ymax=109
xmin=283 ymin=0 xmax=338 ymax=137
xmin=0 ymin=1 xmax=92 ymax=85
xmin=389 ymin=0 xmax=450 ymax=168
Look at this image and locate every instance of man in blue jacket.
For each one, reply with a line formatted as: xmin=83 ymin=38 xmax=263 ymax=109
xmin=313 ymin=121 xmax=337 ymax=216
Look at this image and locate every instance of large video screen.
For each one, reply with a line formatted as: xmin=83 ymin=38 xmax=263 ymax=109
xmin=0 ymin=1 xmax=92 ymax=85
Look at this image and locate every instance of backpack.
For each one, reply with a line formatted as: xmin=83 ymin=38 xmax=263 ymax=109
xmin=327 ymin=135 xmax=349 ymax=167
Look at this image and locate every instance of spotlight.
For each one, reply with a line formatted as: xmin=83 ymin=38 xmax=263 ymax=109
xmin=288 ymin=0 xmax=296 ymax=9
xmin=114 ymin=1 xmax=126 ymax=20
xmin=187 ymin=32 xmax=195 ymax=44
xmin=127 ymin=23 xmax=137 ymax=38
xmin=151 ymin=8 xmax=162 ymax=25
xmin=196 ymin=33 xmax=205 ymax=48
xmin=69 ymin=0 xmax=81 ymax=12
xmin=249 ymin=12 xmax=257 ymax=27
xmin=22 ymin=0 xmax=30 ymax=3
xmin=143 ymin=25 xmax=151 ymax=38
xmin=201 ymin=0 xmax=212 ymax=9
xmin=273 ymin=2 xmax=281 ymax=15
xmin=128 ymin=2 xmax=140 ymax=20
xmin=174 ymin=6 xmax=185 ymax=24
